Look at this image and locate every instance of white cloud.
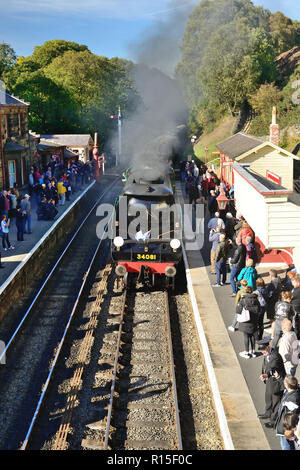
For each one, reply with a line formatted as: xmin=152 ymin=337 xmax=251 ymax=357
xmin=1 ymin=0 xmax=173 ymax=19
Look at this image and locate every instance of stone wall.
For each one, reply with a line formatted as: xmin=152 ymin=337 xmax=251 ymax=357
xmin=0 ymin=183 xmax=100 ymax=322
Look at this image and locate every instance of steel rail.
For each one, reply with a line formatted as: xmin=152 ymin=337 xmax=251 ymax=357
xmin=0 ymin=177 xmax=118 ymax=364
xmin=103 ymin=287 xmax=128 ymax=450
xmin=20 ymin=209 xmax=115 ymax=450
xmin=52 ymin=264 xmax=112 ymax=450
xmin=103 ymin=289 xmax=183 ymax=451
xmin=164 ymin=290 xmax=183 ymax=450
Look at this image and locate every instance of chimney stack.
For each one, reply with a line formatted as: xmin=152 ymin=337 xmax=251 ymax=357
xmin=270 ymin=106 xmax=280 ymax=147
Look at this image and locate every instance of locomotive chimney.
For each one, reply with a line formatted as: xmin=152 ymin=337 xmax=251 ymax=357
xmin=269 ymin=106 xmax=280 ymax=147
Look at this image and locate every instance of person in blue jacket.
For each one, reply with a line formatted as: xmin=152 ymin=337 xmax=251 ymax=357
xmin=237 ymin=258 xmax=258 ymax=290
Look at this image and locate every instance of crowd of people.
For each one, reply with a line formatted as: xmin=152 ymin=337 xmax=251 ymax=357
xmin=0 ymin=156 xmax=94 ymax=267
xmin=180 ymin=160 xmax=234 ymax=210
xmin=181 ymin=159 xmax=300 ymax=450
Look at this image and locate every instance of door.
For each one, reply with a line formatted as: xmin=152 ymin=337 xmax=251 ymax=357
xmin=8 ymin=160 xmax=17 ymax=188
xmin=21 ymin=157 xmax=26 ymax=185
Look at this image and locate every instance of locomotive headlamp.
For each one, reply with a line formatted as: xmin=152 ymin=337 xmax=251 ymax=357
xmin=113 ymin=236 xmax=124 ymax=248
xmin=170 ymin=239 xmax=181 ymax=250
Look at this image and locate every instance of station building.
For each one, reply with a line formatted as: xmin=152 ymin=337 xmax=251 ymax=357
xmin=0 ymin=92 xmax=30 ymax=189
xmin=217 ymin=108 xmax=300 ymax=271
xmin=39 ymin=134 xmax=94 ymax=163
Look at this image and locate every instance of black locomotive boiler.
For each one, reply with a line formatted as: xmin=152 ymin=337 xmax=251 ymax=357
xmin=111 ymin=166 xmax=182 ymax=288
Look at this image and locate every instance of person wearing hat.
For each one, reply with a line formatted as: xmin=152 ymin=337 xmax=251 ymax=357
xmin=257 ymin=336 xmax=286 ymax=428
xmin=20 ymin=194 xmax=31 ymax=234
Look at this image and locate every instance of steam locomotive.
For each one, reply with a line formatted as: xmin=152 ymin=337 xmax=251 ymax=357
xmin=111 ymin=165 xmax=182 ymax=289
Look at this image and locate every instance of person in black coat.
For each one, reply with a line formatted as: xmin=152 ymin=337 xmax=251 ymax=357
xmin=188 ymin=183 xmax=199 ymax=205
xmin=237 ymin=287 xmax=260 ymax=358
xmin=257 ymin=337 xmax=286 ymax=427
xmin=292 ymin=276 xmax=300 ymax=340
xmin=274 ymin=376 xmax=300 ymax=450
xmin=15 ymin=205 xmax=25 ymax=241
xmin=207 ymin=191 xmax=218 ymax=217
xmin=229 ymin=238 xmax=246 ymax=296
xmin=266 ymin=269 xmax=282 ymax=321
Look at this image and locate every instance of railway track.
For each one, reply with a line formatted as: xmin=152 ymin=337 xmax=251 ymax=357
xmin=0 ymin=176 xmax=226 ymax=451
xmin=0 ymin=177 xmax=122 ymax=450
xmin=79 ymin=287 xmax=182 ymax=451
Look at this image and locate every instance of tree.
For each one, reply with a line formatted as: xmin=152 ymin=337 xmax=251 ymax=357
xmin=30 ymin=39 xmax=89 ymax=68
xmin=269 ymin=12 xmax=300 ymax=54
xmin=0 ymin=43 xmax=17 ymax=78
xmin=176 ymin=0 xmax=271 ymax=107
xmin=44 ymin=50 xmax=140 ymax=146
xmin=11 ymin=71 xmax=78 ymax=133
xmin=249 ymin=83 xmax=281 ymax=124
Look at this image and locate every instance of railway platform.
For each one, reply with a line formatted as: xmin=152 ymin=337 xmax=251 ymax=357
xmin=176 ymin=182 xmax=272 ymax=450
xmin=0 ymin=169 xmax=120 ymax=322
xmin=0 ymin=182 xmax=94 ymax=288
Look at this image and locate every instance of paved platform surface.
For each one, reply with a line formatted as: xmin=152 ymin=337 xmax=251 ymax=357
xmin=176 ymin=182 xmax=291 ymax=450
xmin=0 ymin=170 xmax=120 ymax=293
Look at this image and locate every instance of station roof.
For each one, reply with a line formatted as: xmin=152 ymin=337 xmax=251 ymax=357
xmin=233 ymin=163 xmax=292 ymax=196
xmin=38 ymin=139 xmax=62 ymax=151
xmin=217 ymin=133 xmax=264 ymax=160
xmin=235 ymin=140 xmax=300 ymax=162
xmin=40 ymin=134 xmax=93 ymax=147
xmin=4 ymin=140 xmax=26 ymax=152
xmin=0 ymin=92 xmax=30 ymax=107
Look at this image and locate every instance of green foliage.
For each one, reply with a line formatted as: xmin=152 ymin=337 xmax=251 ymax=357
xmin=11 ymin=71 xmax=78 ymax=133
xmin=30 ymin=39 xmax=89 ymax=67
xmin=0 ymin=42 xmax=17 ymax=78
xmin=3 ymin=40 xmax=140 ymax=148
xmin=176 ymin=0 xmax=298 ymax=136
xmin=269 ymin=12 xmax=300 ymax=55
xmin=250 ymin=67 xmax=300 ymax=137
xmin=249 ymin=83 xmax=281 ymax=125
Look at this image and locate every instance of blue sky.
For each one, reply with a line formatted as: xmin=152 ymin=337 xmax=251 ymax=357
xmin=0 ymin=0 xmax=299 ymax=61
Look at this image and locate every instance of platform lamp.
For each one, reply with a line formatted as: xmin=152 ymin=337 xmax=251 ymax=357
xmin=216 ymin=189 xmax=229 ymax=211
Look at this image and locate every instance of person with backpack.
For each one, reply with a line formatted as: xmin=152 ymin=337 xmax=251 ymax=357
xmin=253 ymin=277 xmax=268 ymax=340
xmin=228 ymin=279 xmax=249 ymax=332
xmin=236 ymin=286 xmax=260 ymax=359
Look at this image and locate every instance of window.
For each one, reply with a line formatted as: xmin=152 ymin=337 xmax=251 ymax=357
xmin=8 ymin=160 xmax=17 ymax=187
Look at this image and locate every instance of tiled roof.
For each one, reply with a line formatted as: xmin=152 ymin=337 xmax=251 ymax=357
xmin=0 ymin=92 xmax=30 ymax=106
xmin=40 ymin=134 xmax=93 ymax=147
xmin=217 ymin=133 xmax=264 ymax=160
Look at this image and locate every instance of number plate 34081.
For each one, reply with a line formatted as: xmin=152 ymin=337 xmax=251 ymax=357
xmin=135 ymin=254 xmax=157 ymax=260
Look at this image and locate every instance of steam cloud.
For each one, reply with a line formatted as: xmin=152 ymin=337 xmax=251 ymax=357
xmin=129 ymin=0 xmax=198 ymax=78
xmin=108 ymin=0 xmax=196 ymax=175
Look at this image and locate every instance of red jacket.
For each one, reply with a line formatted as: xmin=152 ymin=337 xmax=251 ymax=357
xmin=237 ymin=227 xmax=254 ymax=245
